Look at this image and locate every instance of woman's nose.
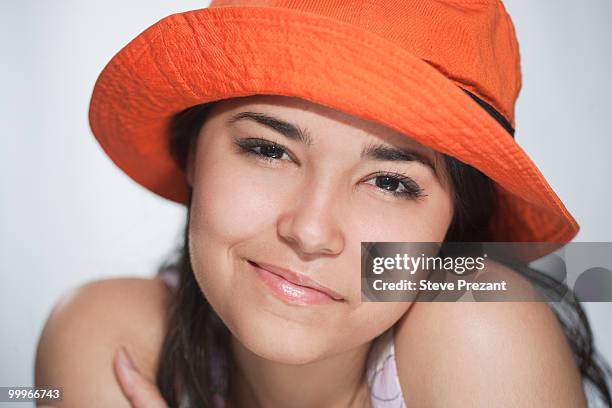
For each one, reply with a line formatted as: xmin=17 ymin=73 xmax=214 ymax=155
xmin=276 ymin=183 xmax=346 ymax=257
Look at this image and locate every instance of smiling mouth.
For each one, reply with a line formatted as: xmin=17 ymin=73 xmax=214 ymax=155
xmin=248 ymin=260 xmax=344 ymax=306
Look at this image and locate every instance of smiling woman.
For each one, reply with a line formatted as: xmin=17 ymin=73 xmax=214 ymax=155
xmin=147 ymin=95 xmax=604 ymax=408
xmin=33 ymin=0 xmax=612 ymax=407
xmin=185 ymin=95 xmax=453 ymax=371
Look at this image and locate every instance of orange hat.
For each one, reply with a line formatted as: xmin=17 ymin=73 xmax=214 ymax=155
xmin=89 ymin=0 xmax=579 ymax=255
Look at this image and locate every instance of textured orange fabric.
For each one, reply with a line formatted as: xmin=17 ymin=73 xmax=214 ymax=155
xmin=88 ymin=0 xmax=579 ymax=257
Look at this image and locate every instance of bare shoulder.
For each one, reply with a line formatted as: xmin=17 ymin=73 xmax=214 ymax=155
xmin=35 ymin=276 xmax=172 ymax=407
xmin=393 ymin=259 xmax=587 ymax=407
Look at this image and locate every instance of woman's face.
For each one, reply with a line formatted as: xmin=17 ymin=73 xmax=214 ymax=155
xmin=187 ymin=95 xmax=454 ymax=364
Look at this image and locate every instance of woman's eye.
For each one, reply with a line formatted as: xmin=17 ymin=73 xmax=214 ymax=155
xmin=365 ymin=174 xmax=426 ymax=200
xmin=234 ymin=138 xmax=292 ymax=163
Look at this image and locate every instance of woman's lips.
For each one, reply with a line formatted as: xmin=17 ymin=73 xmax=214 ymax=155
xmin=248 ymin=260 xmax=343 ymax=305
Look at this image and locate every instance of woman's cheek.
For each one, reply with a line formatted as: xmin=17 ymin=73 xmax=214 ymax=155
xmin=190 ymin=159 xmax=285 ymax=244
xmin=354 ymin=184 xmax=453 ymax=243
xmin=349 ymin=204 xmax=436 ymax=243
xmin=188 ymin=169 xmax=283 ymax=317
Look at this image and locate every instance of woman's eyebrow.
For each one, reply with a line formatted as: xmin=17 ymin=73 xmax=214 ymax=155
xmin=361 ymin=142 xmax=436 ymax=172
xmin=226 ymin=111 xmax=313 ymax=145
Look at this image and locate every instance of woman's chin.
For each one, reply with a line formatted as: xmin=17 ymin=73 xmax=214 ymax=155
xmin=230 ymin=319 xmax=335 ymax=365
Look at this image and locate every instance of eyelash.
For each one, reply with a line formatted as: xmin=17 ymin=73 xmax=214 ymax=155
xmin=233 ymin=138 xmax=427 ymax=200
xmin=235 ymin=138 xmax=294 ymax=163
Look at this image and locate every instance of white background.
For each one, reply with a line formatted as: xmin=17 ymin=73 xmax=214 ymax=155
xmin=1 ymin=0 xmax=611 ymax=403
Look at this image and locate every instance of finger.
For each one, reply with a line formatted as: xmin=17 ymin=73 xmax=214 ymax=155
xmin=113 ymin=347 xmax=169 ymax=408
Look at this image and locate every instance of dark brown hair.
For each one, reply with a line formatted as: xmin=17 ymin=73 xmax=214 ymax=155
xmin=155 ymin=101 xmax=612 ymax=407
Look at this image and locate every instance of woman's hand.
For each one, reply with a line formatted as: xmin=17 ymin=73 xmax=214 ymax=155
xmin=113 ymin=347 xmax=169 ymax=408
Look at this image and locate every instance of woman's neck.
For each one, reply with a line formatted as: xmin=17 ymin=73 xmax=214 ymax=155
xmin=227 ymin=334 xmax=373 ymax=408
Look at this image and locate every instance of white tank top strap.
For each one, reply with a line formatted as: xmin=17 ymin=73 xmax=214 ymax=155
xmin=366 ymin=325 xmax=407 ymax=407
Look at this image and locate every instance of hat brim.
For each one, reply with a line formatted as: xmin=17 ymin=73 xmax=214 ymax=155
xmin=89 ymin=6 xmax=579 ymax=258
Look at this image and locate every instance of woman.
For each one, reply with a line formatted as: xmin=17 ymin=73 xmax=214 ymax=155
xmin=35 ymin=1 xmax=611 ymax=407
